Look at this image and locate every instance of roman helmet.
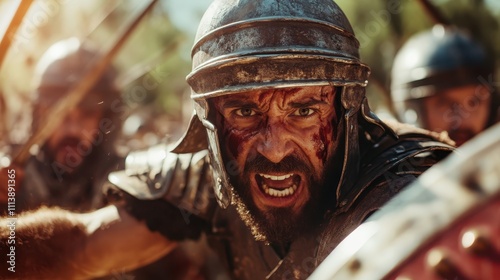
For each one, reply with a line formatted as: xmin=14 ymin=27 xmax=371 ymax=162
xmin=33 ymin=37 xmax=119 ymax=110
xmin=31 ymin=37 xmax=122 ymax=152
xmin=391 ymin=25 xmax=498 ymax=128
xmin=174 ymin=0 xmax=394 ymax=209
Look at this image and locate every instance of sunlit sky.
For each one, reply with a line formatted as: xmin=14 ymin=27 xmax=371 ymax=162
xmin=486 ymin=0 xmax=500 ymax=10
xmin=163 ymin=0 xmax=211 ymax=36
xmin=0 ymin=0 xmax=212 ymax=42
xmin=161 ymin=0 xmax=500 ymax=39
xmin=2 ymin=0 xmax=500 ymax=40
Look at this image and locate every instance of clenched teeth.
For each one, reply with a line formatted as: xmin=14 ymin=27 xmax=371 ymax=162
xmin=262 ymin=184 xmax=298 ymax=197
xmin=259 ymin=173 xmax=293 ymax=181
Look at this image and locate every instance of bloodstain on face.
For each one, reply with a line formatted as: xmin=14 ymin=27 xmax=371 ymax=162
xmin=313 ymin=122 xmax=334 ymax=162
xmin=210 ymin=86 xmax=342 ymax=243
xmin=312 ymin=87 xmax=337 ymax=162
xmin=216 ymin=110 xmax=261 ymax=161
xmin=225 ymin=129 xmax=243 ymax=160
xmin=224 ymin=125 xmax=260 ymax=162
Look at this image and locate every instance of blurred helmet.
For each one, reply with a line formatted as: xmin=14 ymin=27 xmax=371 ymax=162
xmin=33 ymin=37 xmax=119 ymax=111
xmin=175 ymin=0 xmax=393 ymax=208
xmin=391 ymin=25 xmax=496 ymax=127
xmin=31 ymin=38 xmax=122 ymax=150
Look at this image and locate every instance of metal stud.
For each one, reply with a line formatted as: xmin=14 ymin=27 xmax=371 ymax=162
xmin=461 ymin=228 xmax=497 ymax=258
xmin=426 ymin=249 xmax=467 ymax=279
xmin=348 ymin=259 xmax=361 ymax=273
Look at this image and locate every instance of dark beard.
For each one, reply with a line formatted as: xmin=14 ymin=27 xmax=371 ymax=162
xmin=41 ymin=136 xmax=104 ymax=181
xmin=230 ymin=153 xmax=338 ymax=245
xmin=448 ymin=128 xmax=476 ymax=146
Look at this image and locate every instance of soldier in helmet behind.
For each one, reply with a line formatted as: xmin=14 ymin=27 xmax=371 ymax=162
xmin=391 ymin=25 xmax=500 ymax=147
xmin=0 ymin=1 xmax=454 ymax=279
xmin=0 ymin=37 xmax=124 ymax=212
xmin=0 ymin=38 xmax=213 ymax=280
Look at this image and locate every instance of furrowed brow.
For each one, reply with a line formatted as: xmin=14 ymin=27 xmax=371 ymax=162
xmin=220 ymin=99 xmax=259 ymax=110
xmin=289 ymin=100 xmax=327 ymax=108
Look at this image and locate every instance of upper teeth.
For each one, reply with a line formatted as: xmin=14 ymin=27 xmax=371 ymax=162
xmin=260 ymin=173 xmax=293 ymax=180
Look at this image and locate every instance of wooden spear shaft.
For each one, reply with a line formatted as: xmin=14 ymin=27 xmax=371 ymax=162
xmin=0 ymin=0 xmax=34 ymax=70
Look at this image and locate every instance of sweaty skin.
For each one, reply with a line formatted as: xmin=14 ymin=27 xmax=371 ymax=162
xmin=211 ymin=86 xmax=340 ymax=243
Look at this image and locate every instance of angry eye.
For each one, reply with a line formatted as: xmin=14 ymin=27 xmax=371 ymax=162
xmin=235 ymin=108 xmax=256 ymax=117
xmin=292 ymin=108 xmax=315 ymax=117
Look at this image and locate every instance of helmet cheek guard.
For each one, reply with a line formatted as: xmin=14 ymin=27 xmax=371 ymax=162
xmin=174 ymin=0 xmax=376 ymax=209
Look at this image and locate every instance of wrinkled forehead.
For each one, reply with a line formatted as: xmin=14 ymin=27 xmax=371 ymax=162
xmin=210 ymin=86 xmax=337 ymax=109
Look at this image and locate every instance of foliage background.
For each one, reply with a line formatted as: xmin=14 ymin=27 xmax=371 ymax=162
xmin=336 ymin=0 xmax=500 ymax=117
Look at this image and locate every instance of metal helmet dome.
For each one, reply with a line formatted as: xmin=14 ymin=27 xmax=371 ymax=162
xmin=33 ymin=37 xmax=119 ymax=108
xmin=391 ymin=25 xmax=494 ymax=126
xmin=175 ymin=0 xmax=393 ymax=209
xmin=187 ymin=0 xmax=369 ymax=99
xmin=31 ymin=38 xmax=122 ymax=149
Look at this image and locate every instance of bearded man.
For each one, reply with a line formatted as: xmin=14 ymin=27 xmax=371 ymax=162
xmin=0 ymin=38 xmax=123 ymax=212
xmin=0 ymin=0 xmax=453 ymax=279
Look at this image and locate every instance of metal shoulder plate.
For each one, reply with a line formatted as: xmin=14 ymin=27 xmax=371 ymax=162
xmin=338 ymin=123 xmax=455 ymax=212
xmin=309 ymin=124 xmax=500 ymax=280
xmin=108 ymin=144 xmax=216 ymax=220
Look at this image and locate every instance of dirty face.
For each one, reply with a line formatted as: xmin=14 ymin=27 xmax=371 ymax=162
xmin=422 ymin=84 xmax=491 ymax=146
xmin=211 ymin=86 xmax=342 ymax=243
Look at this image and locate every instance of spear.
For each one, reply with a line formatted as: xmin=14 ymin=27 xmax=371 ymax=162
xmin=85 ymin=0 xmax=122 ymax=39
xmin=13 ymin=0 xmax=159 ymax=164
xmin=0 ymin=0 xmax=34 ymax=69
xmin=0 ymin=0 xmax=34 ymax=144
xmin=115 ymin=39 xmax=180 ymax=89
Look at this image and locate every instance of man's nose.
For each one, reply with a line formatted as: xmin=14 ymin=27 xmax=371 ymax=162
xmin=448 ymin=102 xmax=472 ymax=129
xmin=256 ymin=123 xmax=294 ymax=163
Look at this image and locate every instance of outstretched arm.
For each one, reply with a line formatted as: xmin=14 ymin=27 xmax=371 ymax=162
xmin=0 ymin=205 xmax=177 ymax=279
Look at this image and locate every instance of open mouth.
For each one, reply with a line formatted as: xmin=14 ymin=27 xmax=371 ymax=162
xmin=255 ymin=173 xmax=301 ymax=198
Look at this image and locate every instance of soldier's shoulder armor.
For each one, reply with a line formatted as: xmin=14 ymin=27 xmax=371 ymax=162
xmin=315 ymin=122 xmax=455 ymax=262
xmin=107 ymin=143 xmax=216 ymax=220
xmin=341 ymin=121 xmax=455 ymax=211
xmin=311 ymin=124 xmax=500 ymax=280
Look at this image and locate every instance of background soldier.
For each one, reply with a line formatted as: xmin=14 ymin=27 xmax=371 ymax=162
xmin=390 ymin=25 xmax=500 ymax=146
xmin=0 ymin=0 xmax=454 ymax=279
xmin=0 ymin=37 xmax=124 ymax=212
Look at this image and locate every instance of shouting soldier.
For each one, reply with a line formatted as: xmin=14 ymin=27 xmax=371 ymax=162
xmin=0 ymin=1 xmax=454 ymax=279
